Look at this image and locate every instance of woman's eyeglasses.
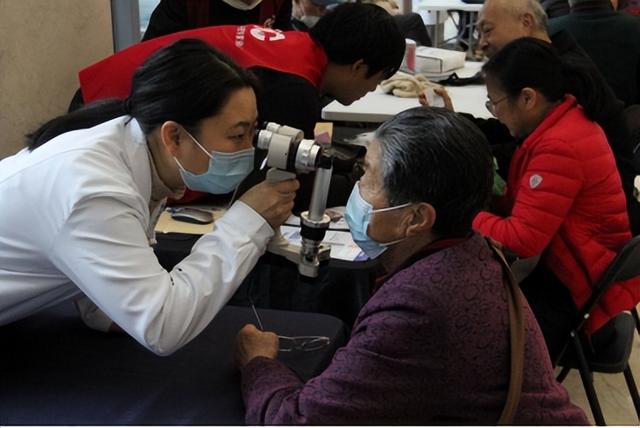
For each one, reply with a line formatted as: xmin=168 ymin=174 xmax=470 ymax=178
xmin=250 ymin=303 xmax=330 ymax=353
xmin=485 ymin=95 xmax=508 ymax=117
xmin=277 ymin=335 xmax=331 ymax=352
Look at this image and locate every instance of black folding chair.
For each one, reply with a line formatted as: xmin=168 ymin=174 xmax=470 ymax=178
xmin=623 ymin=104 xmax=640 ymax=236
xmin=633 ymin=306 xmax=640 ymax=335
xmin=555 ymin=235 xmax=640 ymax=425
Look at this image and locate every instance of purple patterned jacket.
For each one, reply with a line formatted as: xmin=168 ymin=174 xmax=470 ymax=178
xmin=240 ymin=234 xmax=589 ymax=424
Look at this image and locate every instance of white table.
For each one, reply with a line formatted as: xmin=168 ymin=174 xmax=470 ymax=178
xmin=415 ymin=0 xmax=484 ymax=13
xmin=321 ymin=61 xmax=490 ymax=123
xmin=414 ymin=0 xmax=484 ymax=53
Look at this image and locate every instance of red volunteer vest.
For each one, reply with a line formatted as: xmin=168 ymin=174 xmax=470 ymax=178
xmin=79 ymin=25 xmax=328 ymax=103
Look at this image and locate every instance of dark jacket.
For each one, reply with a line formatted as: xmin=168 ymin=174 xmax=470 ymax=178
xmin=548 ymin=0 xmax=640 ymax=106
xmin=540 ymin=0 xmax=570 ymax=18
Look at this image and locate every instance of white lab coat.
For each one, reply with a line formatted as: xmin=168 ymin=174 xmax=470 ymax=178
xmin=0 ymin=116 xmax=274 ymax=355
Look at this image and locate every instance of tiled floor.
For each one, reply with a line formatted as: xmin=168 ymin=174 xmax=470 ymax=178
xmin=559 ymin=313 xmax=640 ymax=425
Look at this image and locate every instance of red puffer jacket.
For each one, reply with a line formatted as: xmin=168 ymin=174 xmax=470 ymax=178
xmin=473 ymin=95 xmax=639 ymax=334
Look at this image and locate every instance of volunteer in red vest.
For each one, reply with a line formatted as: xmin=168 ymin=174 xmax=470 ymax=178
xmin=473 ymin=37 xmax=640 ymax=362
xmin=79 ymin=3 xmax=405 ymax=208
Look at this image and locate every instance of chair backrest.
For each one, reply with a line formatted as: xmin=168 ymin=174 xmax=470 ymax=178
xmin=624 ymin=104 xmax=640 ymax=156
xmin=576 ymin=235 xmax=640 ymax=331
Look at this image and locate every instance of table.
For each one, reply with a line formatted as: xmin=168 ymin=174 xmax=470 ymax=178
xmin=414 ymin=0 xmax=483 ymax=53
xmin=154 ymin=231 xmax=379 ymax=327
xmin=415 ymin=0 xmax=484 ymax=13
xmin=152 ymin=206 xmax=379 ymax=326
xmin=322 ymin=61 xmax=489 ymax=123
xmin=0 ymin=302 xmax=348 ymax=425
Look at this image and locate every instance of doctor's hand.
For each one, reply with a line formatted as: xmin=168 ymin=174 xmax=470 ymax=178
xmin=234 ymin=324 xmax=279 ymax=368
xmin=240 ymin=179 xmax=299 ymax=229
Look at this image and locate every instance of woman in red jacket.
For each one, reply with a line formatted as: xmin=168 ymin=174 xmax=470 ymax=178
xmin=473 ymin=37 xmax=639 ymax=362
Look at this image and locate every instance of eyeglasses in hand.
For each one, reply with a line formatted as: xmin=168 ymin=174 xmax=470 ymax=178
xmin=250 ymin=303 xmax=330 ymax=353
xmin=277 ymin=335 xmax=331 ymax=352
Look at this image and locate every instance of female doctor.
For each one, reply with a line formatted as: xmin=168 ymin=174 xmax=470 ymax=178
xmin=0 ymin=39 xmax=299 ymax=355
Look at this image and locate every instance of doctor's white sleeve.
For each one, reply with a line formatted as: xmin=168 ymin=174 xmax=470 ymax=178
xmin=49 ymin=196 xmax=273 ymax=356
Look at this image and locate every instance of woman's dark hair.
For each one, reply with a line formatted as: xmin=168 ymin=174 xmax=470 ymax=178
xmin=482 ymin=37 xmax=602 ymax=121
xmin=375 ymin=107 xmax=494 ymax=237
xmin=310 ymin=3 xmax=405 ymax=79
xmin=27 ymin=39 xmax=258 ymax=150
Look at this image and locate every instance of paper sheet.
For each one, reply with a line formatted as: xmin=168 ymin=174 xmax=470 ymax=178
xmin=280 ymin=207 xmax=365 ymax=261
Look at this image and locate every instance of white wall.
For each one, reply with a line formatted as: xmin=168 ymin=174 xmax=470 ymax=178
xmin=0 ymin=0 xmax=113 ymax=158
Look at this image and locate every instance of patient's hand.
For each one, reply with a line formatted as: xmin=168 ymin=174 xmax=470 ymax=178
xmin=234 ymin=324 xmax=279 ymax=368
xmin=419 ymin=86 xmax=454 ymax=111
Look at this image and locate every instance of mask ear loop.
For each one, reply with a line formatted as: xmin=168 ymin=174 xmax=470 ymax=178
xmin=228 ymin=185 xmax=241 ymax=210
xmin=371 ymin=201 xmax=412 ymax=214
xmin=373 ymin=202 xmax=415 ymax=246
xmin=172 ymin=126 xmax=212 ymax=176
xmin=227 ymin=149 xmax=257 ymax=209
xmin=182 ymin=128 xmax=214 ymax=160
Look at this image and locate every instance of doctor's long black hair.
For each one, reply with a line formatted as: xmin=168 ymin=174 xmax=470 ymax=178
xmin=26 ymin=39 xmax=258 ymax=150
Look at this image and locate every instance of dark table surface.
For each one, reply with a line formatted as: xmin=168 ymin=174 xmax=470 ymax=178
xmin=154 ymin=232 xmax=381 ymax=326
xmin=0 ymin=302 xmax=348 ymax=425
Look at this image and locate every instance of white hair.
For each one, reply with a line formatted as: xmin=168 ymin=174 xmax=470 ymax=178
xmin=486 ymin=0 xmax=548 ymax=31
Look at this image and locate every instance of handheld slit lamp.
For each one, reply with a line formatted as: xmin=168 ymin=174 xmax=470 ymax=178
xmin=256 ymin=122 xmax=333 ymax=278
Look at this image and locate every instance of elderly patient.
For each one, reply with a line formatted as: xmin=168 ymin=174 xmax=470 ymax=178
xmin=233 ymin=107 xmax=588 ymax=425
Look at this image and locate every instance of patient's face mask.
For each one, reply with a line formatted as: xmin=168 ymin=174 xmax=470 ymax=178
xmin=344 ymin=182 xmax=411 ymax=259
xmin=221 ymin=0 xmax=262 ymax=11
xmin=175 ymin=129 xmax=254 ymax=194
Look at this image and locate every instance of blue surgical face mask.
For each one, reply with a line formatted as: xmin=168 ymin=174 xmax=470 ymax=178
xmin=344 ymin=181 xmax=411 ymax=259
xmin=174 ymin=129 xmax=255 ymax=194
